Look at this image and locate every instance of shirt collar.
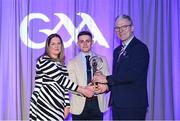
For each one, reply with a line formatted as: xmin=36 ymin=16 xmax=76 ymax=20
xmin=122 ymin=35 xmax=134 ymax=49
xmin=80 ymin=51 xmax=93 ymax=58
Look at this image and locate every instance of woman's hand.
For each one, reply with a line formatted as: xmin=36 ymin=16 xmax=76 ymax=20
xmin=64 ymin=106 xmax=70 ymax=119
xmin=77 ymin=85 xmax=95 ymax=98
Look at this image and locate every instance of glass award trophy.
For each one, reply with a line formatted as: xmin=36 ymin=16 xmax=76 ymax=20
xmin=90 ymin=56 xmax=103 ymax=89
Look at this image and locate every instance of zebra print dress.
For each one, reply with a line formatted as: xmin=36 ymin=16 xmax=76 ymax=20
xmin=29 ymin=55 xmax=78 ymax=120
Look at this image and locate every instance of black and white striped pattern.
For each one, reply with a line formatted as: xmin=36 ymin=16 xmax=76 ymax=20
xmin=29 ymin=55 xmax=78 ymax=120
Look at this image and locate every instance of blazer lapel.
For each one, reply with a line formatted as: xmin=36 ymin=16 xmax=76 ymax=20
xmin=75 ymin=54 xmax=86 ymax=85
xmin=116 ymin=37 xmax=137 ymax=69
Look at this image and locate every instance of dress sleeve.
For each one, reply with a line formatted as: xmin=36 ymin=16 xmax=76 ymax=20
xmin=40 ymin=59 xmax=78 ymax=91
xmin=32 ymin=59 xmax=43 ymax=96
xmin=64 ymin=89 xmax=70 ymax=107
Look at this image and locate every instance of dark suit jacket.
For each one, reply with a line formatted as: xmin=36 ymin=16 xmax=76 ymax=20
xmin=107 ymin=37 xmax=149 ymax=108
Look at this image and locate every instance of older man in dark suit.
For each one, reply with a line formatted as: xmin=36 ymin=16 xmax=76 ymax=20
xmin=94 ymin=15 xmax=149 ymax=120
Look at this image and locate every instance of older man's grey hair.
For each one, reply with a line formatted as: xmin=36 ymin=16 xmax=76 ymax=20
xmin=115 ymin=15 xmax=133 ymax=25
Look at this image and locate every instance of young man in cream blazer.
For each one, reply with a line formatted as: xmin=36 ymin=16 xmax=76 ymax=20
xmin=67 ymin=31 xmax=110 ymax=120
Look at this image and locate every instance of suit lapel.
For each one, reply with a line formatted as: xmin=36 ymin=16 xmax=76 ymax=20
xmin=75 ymin=54 xmax=86 ymax=85
xmin=116 ymin=37 xmax=137 ymax=69
xmin=124 ymin=37 xmax=137 ymax=53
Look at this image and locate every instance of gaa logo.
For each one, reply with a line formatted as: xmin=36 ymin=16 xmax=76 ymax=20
xmin=20 ymin=12 xmax=109 ymax=49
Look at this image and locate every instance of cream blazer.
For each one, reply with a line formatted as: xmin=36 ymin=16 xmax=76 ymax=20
xmin=67 ymin=53 xmax=110 ymax=115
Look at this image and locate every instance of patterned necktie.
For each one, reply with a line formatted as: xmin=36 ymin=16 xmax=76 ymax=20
xmin=85 ymin=55 xmax=91 ymax=83
xmin=117 ymin=44 xmax=125 ymax=61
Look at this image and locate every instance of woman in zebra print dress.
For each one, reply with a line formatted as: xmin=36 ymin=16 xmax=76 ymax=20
xmin=29 ymin=34 xmax=94 ymax=121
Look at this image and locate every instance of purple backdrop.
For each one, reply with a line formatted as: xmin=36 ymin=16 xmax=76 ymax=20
xmin=0 ymin=0 xmax=180 ymax=120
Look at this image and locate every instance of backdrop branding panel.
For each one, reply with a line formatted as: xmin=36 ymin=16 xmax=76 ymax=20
xmin=20 ymin=12 xmax=109 ymax=49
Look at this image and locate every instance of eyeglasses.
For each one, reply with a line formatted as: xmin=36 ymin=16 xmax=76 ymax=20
xmin=114 ymin=25 xmax=131 ymax=32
